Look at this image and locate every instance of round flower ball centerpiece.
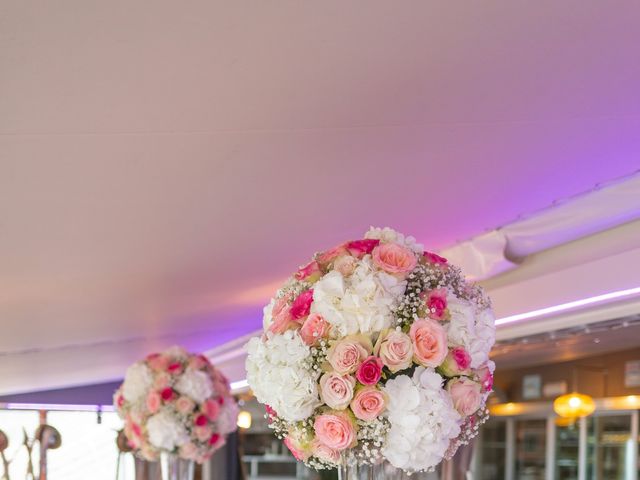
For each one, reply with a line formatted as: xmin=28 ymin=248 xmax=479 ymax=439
xmin=114 ymin=346 xmax=239 ymax=479
xmin=246 ymin=227 xmax=496 ymax=476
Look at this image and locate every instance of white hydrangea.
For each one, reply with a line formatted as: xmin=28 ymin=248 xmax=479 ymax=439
xmin=382 ymin=368 xmax=461 ymax=472
xmin=146 ymin=409 xmax=190 ymax=451
xmin=174 ymin=369 xmax=214 ymax=403
xmin=446 ymin=295 xmax=496 ymax=368
xmin=245 ymin=330 xmax=320 ymax=422
xmin=122 ymin=363 xmax=153 ymax=403
xmin=365 ymin=226 xmax=424 ymax=253
xmin=262 ymin=298 xmax=275 ymax=330
xmin=217 ymin=398 xmax=240 ymax=435
xmin=310 ymin=257 xmax=406 ymax=336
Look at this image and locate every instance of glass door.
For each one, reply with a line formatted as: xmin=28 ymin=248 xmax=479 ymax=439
xmin=586 ymin=414 xmax=633 ymax=480
xmin=515 ymin=419 xmax=547 ymax=480
xmin=556 ymin=419 xmax=580 ymax=480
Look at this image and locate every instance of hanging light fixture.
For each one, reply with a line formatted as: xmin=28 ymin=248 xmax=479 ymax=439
xmin=553 ymin=393 xmax=596 ymax=418
xmin=237 ymin=410 xmax=252 ymax=429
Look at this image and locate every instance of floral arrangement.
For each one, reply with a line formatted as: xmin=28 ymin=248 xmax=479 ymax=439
xmin=114 ymin=346 xmax=239 ymax=463
xmin=246 ymin=227 xmax=495 ymax=473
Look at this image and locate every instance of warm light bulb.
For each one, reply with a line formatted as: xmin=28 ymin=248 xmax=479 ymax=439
xmin=568 ymin=396 xmax=581 ymax=408
xmin=553 ymin=393 xmax=595 ymax=418
xmin=237 ymin=410 xmax=252 ymax=429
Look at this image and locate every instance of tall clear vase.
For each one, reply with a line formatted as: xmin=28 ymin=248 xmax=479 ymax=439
xmin=337 ymin=452 xmax=439 ymax=479
xmin=160 ymin=453 xmax=194 ymax=480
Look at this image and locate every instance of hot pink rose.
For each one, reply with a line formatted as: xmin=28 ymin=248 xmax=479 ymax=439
xmin=422 ymin=288 xmax=448 ymax=320
xmin=333 ymin=255 xmax=357 ymax=276
xmin=160 ymin=387 xmax=175 ymax=402
xmin=319 ymin=372 xmax=356 ymax=410
xmin=195 ymin=414 xmax=208 ymax=427
xmin=448 ymin=377 xmax=483 ymax=416
xmin=195 ymin=425 xmax=213 ymax=442
xmin=188 ymin=354 xmax=209 ymax=370
xmin=167 ymin=362 xmax=183 ymax=375
xmin=439 ymin=347 xmax=472 ymax=377
xmin=311 ymin=440 xmax=341 ymax=464
xmin=290 ymin=289 xmax=314 ymax=320
xmin=115 ymin=392 xmax=125 ymax=409
xmin=350 ymin=386 xmax=387 ymax=421
xmin=203 ymin=398 xmax=221 ymax=421
xmin=326 ymin=336 xmax=372 ymax=374
xmin=146 ymin=391 xmax=161 ymax=414
xmin=314 ymin=412 xmax=356 ymax=451
xmin=356 ymin=356 xmax=383 ymax=385
xmin=374 ymin=329 xmax=413 ymax=373
xmin=299 ymin=313 xmax=331 ymax=345
xmin=209 ymin=433 xmax=222 ymax=447
xmin=410 ymin=318 xmax=447 ymax=368
xmin=269 ymin=296 xmax=294 ymax=334
xmin=284 ymin=433 xmax=312 ymax=461
xmin=317 ymin=244 xmax=349 ymax=267
xmin=295 ymin=260 xmax=321 ymax=282
xmin=176 ymin=396 xmax=195 ymax=414
xmin=346 ymin=239 xmax=380 ymax=258
xmin=372 ymin=243 xmax=418 ymax=275
xmin=423 ymin=251 xmax=448 ymax=265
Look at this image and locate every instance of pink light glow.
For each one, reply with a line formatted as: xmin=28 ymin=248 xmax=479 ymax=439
xmin=495 ymin=286 xmax=640 ymax=326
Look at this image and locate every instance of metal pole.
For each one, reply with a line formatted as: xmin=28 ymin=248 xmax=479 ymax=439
xmin=546 ymin=416 xmax=555 ymax=480
xmin=505 ymin=419 xmax=515 ymax=480
xmin=578 ymin=416 xmax=587 ymax=480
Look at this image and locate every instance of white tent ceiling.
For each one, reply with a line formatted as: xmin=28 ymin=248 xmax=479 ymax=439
xmin=1 ymin=1 xmax=640 ymax=395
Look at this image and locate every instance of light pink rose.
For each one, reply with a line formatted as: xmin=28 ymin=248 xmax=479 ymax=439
xmin=372 ymin=243 xmax=418 ymax=275
xmin=423 ymin=251 xmax=448 ymax=265
xmin=176 ymin=396 xmax=195 ymax=414
xmin=153 ymin=372 xmax=171 ymax=389
xmin=146 ymin=391 xmax=161 ymax=414
xmin=319 ymin=372 xmax=356 ymax=410
xmin=179 ymin=442 xmax=198 ymax=460
xmin=474 ymin=363 xmax=494 ymax=393
xmin=333 ymin=255 xmax=357 ymax=276
xmin=346 ymin=239 xmax=380 ymax=258
xmin=284 ymin=433 xmax=312 ymax=461
xmin=317 ymin=244 xmax=349 ymax=267
xmin=326 ymin=336 xmax=372 ymax=374
xmin=312 ymin=440 xmax=341 ymax=464
xmin=188 ymin=354 xmax=209 ymax=370
xmin=295 ymin=260 xmax=321 ymax=282
xmin=410 ymin=318 xmax=448 ymax=368
xmin=195 ymin=425 xmax=213 ymax=442
xmin=374 ymin=329 xmax=413 ymax=373
xmin=299 ymin=313 xmax=331 ymax=345
xmin=314 ymin=412 xmax=356 ymax=451
xmin=355 ymin=356 xmax=383 ymax=385
xmin=422 ymin=288 xmax=448 ymax=320
xmin=350 ymin=386 xmax=387 ymax=421
xmin=269 ymin=295 xmax=294 ymax=334
xmin=448 ymin=377 xmax=483 ymax=416
xmin=290 ymin=289 xmax=314 ymax=320
xmin=439 ymin=347 xmax=472 ymax=377
xmin=203 ymin=398 xmax=221 ymax=421
xmin=146 ymin=353 xmax=170 ymax=371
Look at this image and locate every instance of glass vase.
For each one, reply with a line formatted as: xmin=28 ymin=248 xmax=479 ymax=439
xmin=337 ymin=452 xmax=440 ymax=479
xmin=160 ymin=453 xmax=194 ymax=480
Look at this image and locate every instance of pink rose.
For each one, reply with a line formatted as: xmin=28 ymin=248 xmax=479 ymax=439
xmin=160 ymin=387 xmax=175 ymax=402
xmin=350 ymin=386 xmax=387 ymax=421
xmin=269 ymin=296 xmax=294 ymax=334
xmin=195 ymin=425 xmax=213 ymax=442
xmin=333 ymin=255 xmax=357 ymax=276
xmin=209 ymin=433 xmax=223 ymax=447
xmin=311 ymin=440 xmax=341 ymax=464
xmin=474 ymin=363 xmax=494 ymax=393
xmin=176 ymin=396 xmax=195 ymax=414
xmin=195 ymin=414 xmax=208 ymax=427
xmin=374 ymin=329 xmax=413 ymax=373
xmin=290 ymin=289 xmax=314 ymax=320
xmin=326 ymin=336 xmax=372 ymax=374
xmin=299 ymin=313 xmax=331 ymax=345
xmin=317 ymin=244 xmax=349 ymax=267
xmin=346 ymin=239 xmax=380 ymax=258
xmin=372 ymin=243 xmax=418 ymax=275
xmin=284 ymin=434 xmax=311 ymax=461
xmin=422 ymin=288 xmax=448 ymax=320
xmin=314 ymin=412 xmax=356 ymax=451
xmin=146 ymin=391 xmax=161 ymax=414
xmin=319 ymin=372 xmax=356 ymax=410
xmin=153 ymin=372 xmax=171 ymax=389
xmin=203 ymin=398 xmax=221 ymax=421
xmin=146 ymin=353 xmax=170 ymax=371
xmin=423 ymin=251 xmax=448 ymax=265
xmin=188 ymin=354 xmax=209 ymax=370
xmin=356 ymin=356 xmax=383 ymax=385
xmin=410 ymin=319 xmax=448 ymax=368
xmin=168 ymin=362 xmax=183 ymax=375
xmin=439 ymin=347 xmax=472 ymax=377
xmin=179 ymin=442 xmax=198 ymax=460
xmin=295 ymin=260 xmax=321 ymax=282
xmin=448 ymin=377 xmax=483 ymax=416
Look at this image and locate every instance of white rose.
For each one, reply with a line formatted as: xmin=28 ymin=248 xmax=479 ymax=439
xmin=174 ymin=369 xmax=214 ymax=404
xmin=146 ymin=410 xmax=190 ymax=451
xmin=122 ymin=363 xmax=153 ymax=403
